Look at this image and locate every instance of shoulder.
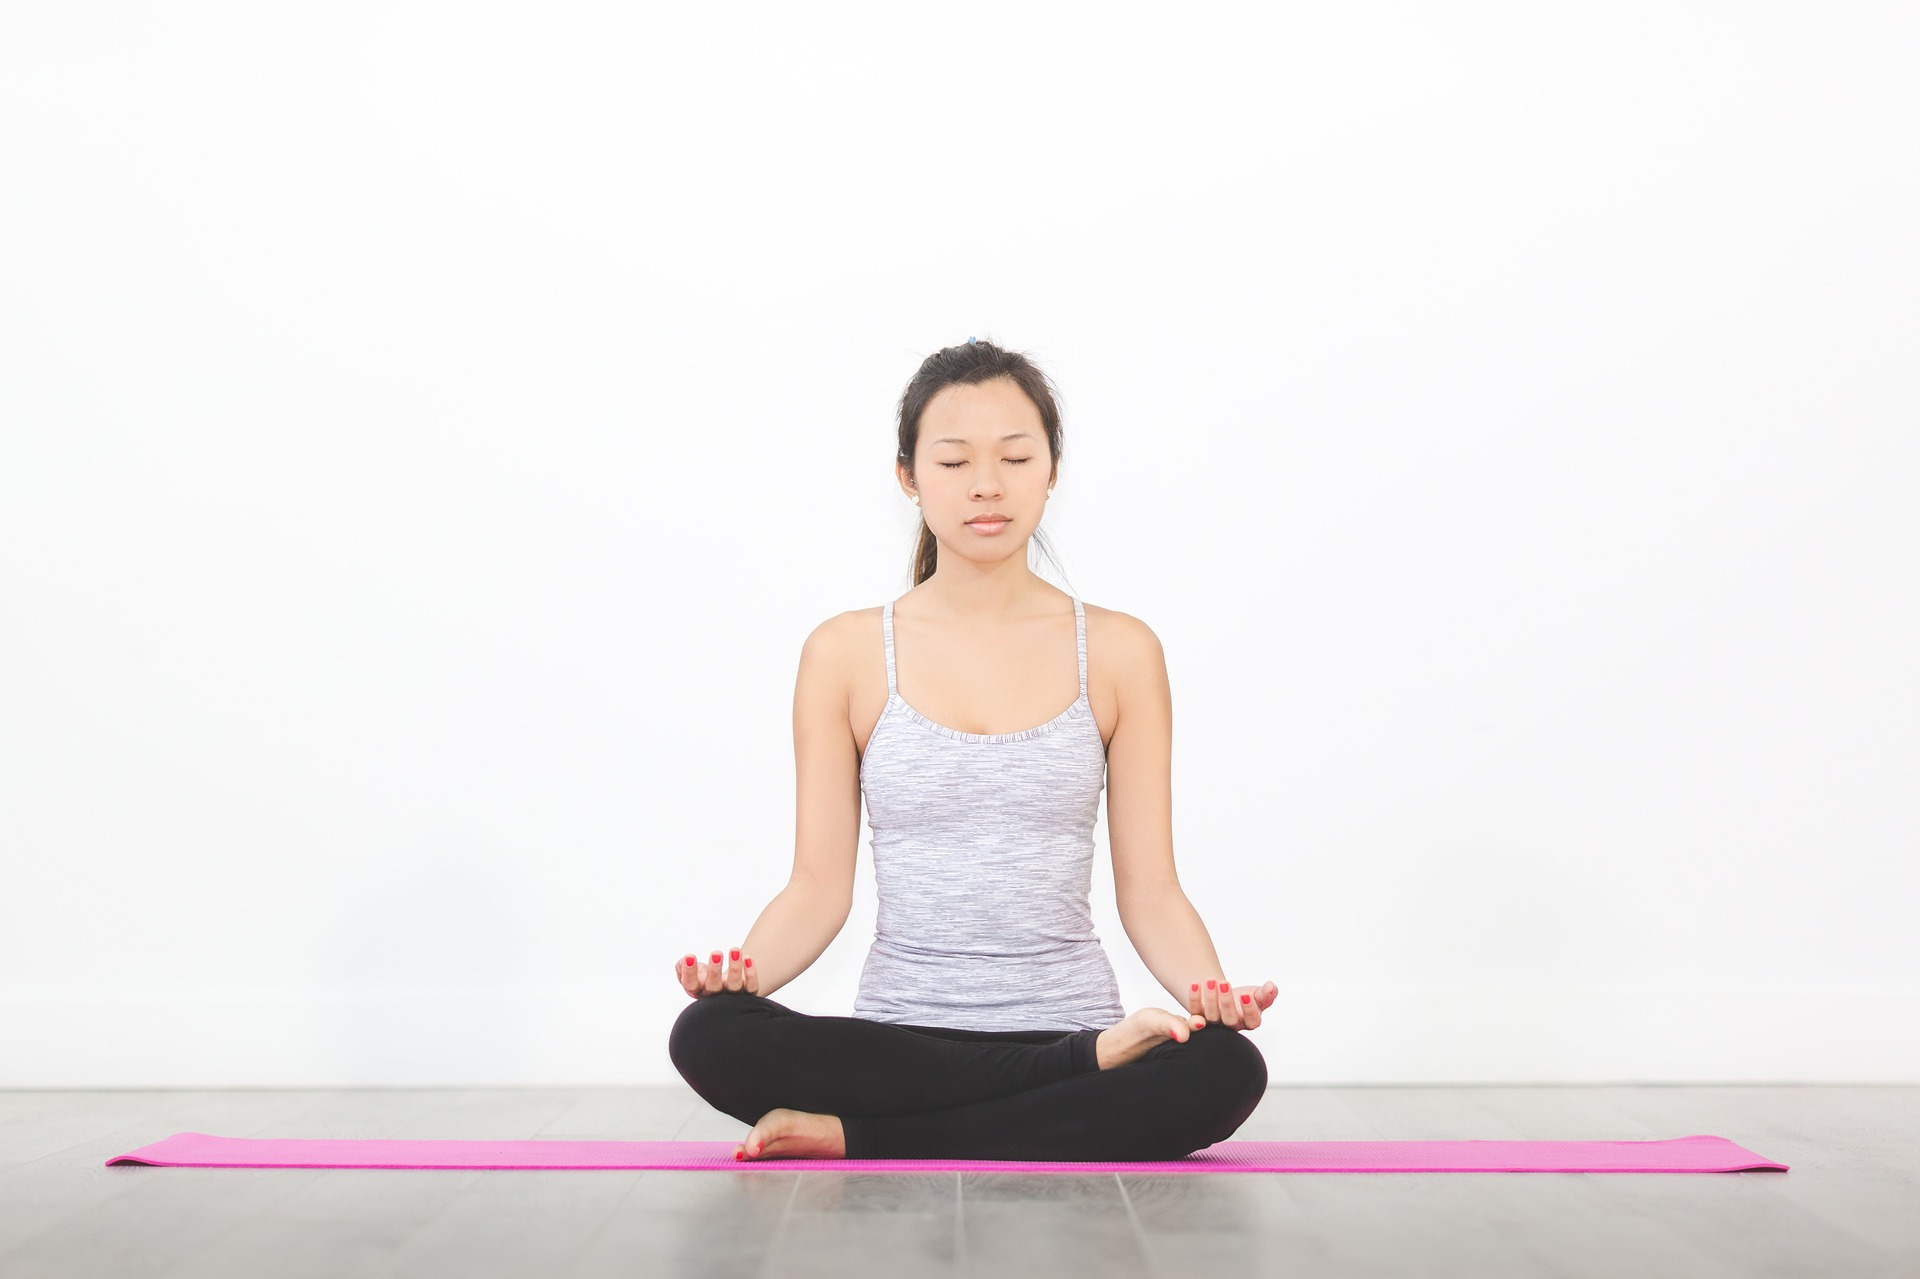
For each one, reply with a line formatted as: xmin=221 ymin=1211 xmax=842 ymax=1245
xmin=1081 ymin=602 xmax=1166 ymax=678
xmin=1090 ymin=599 xmax=1159 ymax=656
xmin=803 ymin=608 xmax=878 ymax=663
xmin=791 ymin=610 xmax=881 ymax=721
xmin=801 ymin=606 xmax=892 ymax=691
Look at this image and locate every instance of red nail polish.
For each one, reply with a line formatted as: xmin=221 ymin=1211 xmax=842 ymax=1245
xmin=730 ymin=949 xmax=740 ymax=960
xmin=1241 ymin=994 xmax=1251 ymax=1004
xmin=684 ymin=956 xmax=695 ymax=966
xmin=1190 ymin=983 xmax=1200 ymax=992
xmin=744 ymin=958 xmax=753 ymax=968
xmin=711 ymin=952 xmax=722 ymax=962
xmin=1206 ymin=979 xmax=1216 ymax=990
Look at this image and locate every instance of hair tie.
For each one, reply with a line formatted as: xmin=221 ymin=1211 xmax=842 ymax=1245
xmin=967 ymin=335 xmax=977 ymax=344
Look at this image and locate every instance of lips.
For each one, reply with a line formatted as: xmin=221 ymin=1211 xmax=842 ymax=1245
xmin=966 ymin=515 xmax=1012 ymax=524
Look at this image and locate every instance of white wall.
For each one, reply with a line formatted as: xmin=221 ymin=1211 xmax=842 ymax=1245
xmin=2 ymin=2 xmax=1914 ymax=1088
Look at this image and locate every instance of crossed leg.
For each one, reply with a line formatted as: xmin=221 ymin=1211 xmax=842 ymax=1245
xmin=668 ymin=991 xmax=1268 ymax=1161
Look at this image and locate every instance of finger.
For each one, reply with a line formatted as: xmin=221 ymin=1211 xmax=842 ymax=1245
xmin=1238 ymin=989 xmax=1260 ymax=1029
xmin=1219 ymin=980 xmax=1242 ymax=1028
xmin=743 ymin=953 xmax=758 ymax=995
xmin=1187 ymin=981 xmax=1205 ymax=1028
xmin=1258 ymin=980 xmax=1279 ymax=1010
xmin=705 ymin=951 xmax=723 ymax=993
xmin=725 ymin=947 xmax=743 ymax=991
xmin=679 ymin=954 xmax=699 ymax=993
xmin=1202 ymin=978 xmax=1221 ymax=1023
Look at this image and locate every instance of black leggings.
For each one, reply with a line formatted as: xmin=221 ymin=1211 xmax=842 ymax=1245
xmin=668 ymin=990 xmax=1268 ymax=1161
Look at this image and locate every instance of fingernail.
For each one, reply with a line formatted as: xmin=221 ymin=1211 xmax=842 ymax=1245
xmin=1206 ymin=980 xmax=1216 ymax=990
xmin=711 ymin=952 xmax=721 ymax=962
xmin=684 ymin=956 xmax=695 ymax=966
xmin=730 ymin=949 xmax=740 ymax=961
xmin=744 ymin=957 xmax=753 ymax=968
xmin=1241 ymin=994 xmax=1251 ymax=1004
xmin=1190 ymin=983 xmax=1200 ymax=992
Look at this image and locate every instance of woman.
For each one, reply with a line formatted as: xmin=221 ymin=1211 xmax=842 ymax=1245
xmin=669 ymin=338 xmax=1276 ymax=1161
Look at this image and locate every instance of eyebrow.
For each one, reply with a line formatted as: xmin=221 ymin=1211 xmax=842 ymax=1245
xmin=930 ymin=433 xmax=1038 ymax=446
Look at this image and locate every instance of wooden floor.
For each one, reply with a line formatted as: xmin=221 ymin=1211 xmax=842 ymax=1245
xmin=0 ymin=1084 xmax=1911 ymax=1278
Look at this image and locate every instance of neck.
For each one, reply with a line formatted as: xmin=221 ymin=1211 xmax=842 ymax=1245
xmin=914 ymin=563 xmax=1057 ymax=623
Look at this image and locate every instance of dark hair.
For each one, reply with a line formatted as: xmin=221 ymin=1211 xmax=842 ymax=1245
xmin=894 ymin=337 xmax=1072 ymax=587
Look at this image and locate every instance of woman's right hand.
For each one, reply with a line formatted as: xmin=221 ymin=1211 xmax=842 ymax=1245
xmin=675 ymin=947 xmax=760 ymax=1000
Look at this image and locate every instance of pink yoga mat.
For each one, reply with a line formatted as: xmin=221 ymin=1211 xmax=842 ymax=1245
xmin=106 ymin=1132 xmax=1787 ymax=1174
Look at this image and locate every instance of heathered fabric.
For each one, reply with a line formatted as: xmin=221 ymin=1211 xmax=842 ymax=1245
xmin=853 ymin=594 xmax=1127 ymax=1032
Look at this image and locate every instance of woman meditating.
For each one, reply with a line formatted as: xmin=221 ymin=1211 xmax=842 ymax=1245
xmin=669 ymin=338 xmax=1275 ymax=1161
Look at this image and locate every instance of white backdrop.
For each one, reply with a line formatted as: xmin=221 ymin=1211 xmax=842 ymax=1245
xmin=2 ymin=2 xmax=1915 ymax=1087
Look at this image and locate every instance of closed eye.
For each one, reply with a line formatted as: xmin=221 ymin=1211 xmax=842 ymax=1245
xmin=939 ymin=459 xmax=1031 ymax=468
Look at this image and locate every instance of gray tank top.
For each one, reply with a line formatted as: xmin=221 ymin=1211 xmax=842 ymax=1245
xmin=853 ymin=594 xmax=1126 ymax=1032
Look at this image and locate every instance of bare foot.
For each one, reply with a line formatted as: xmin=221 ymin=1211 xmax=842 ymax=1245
xmin=1095 ymin=1008 xmax=1200 ymax=1070
xmin=734 ymin=1107 xmax=847 ymax=1160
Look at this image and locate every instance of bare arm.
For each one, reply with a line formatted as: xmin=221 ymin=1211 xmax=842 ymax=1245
xmin=736 ymin=879 xmax=851 ymax=999
xmin=1105 ymin=613 xmax=1230 ymax=1003
xmin=1120 ymin=893 xmax=1227 ymax=1007
xmin=738 ymin=614 xmax=861 ymax=998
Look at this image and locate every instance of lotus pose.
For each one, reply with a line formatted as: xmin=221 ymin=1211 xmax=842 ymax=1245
xmin=669 ymin=338 xmax=1274 ymax=1161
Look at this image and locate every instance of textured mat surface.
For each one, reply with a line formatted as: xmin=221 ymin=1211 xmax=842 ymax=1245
xmin=105 ymin=1132 xmax=1788 ymax=1174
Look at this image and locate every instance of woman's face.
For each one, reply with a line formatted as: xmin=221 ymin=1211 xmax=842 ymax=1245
xmin=903 ymin=377 xmax=1054 ymax=555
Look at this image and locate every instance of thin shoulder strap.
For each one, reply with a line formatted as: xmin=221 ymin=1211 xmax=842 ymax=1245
xmin=1073 ymin=596 xmax=1087 ymax=700
xmin=883 ymin=599 xmax=898 ymax=697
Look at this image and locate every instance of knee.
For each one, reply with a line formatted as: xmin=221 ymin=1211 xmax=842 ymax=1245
xmin=1166 ymin=1026 xmax=1267 ymax=1151
xmin=667 ymin=991 xmax=755 ymax=1078
xmin=667 ymin=993 xmax=773 ymax=1125
xmin=1200 ymin=1025 xmax=1268 ymax=1104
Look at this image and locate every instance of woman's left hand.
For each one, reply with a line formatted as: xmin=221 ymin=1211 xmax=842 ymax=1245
xmin=1186 ymin=977 xmax=1278 ymax=1031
